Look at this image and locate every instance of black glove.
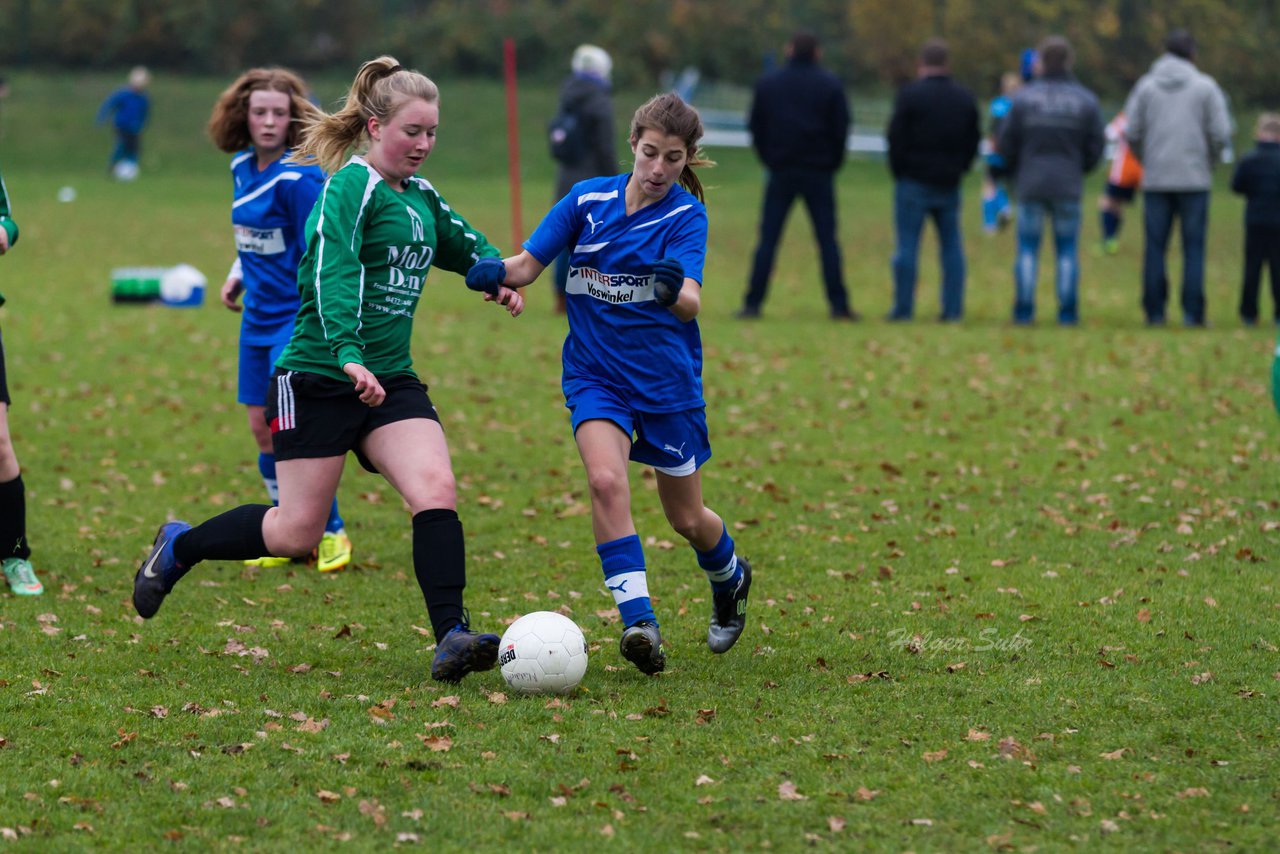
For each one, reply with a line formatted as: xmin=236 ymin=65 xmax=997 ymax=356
xmin=651 ymin=257 xmax=684 ymax=307
xmin=464 ymin=257 xmax=506 ymax=296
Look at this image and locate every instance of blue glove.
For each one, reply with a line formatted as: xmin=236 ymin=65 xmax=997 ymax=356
xmin=651 ymin=257 xmax=684 ymax=307
xmin=465 ymin=257 xmax=506 ymax=296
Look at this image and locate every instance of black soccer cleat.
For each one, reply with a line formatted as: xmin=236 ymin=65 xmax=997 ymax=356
xmin=707 ymin=556 xmax=751 ymax=654
xmin=430 ymin=623 xmax=500 ymax=683
xmin=620 ymin=621 xmax=666 ymax=675
xmin=132 ymin=520 xmax=191 ymax=619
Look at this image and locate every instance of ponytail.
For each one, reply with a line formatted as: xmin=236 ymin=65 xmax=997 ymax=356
xmin=629 ymin=92 xmax=714 ymax=203
xmin=290 ymin=56 xmax=438 ymax=174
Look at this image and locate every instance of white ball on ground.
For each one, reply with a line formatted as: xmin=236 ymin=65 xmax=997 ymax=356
xmin=498 ymin=611 xmax=588 ymax=695
xmin=113 ymin=160 xmax=140 ymax=181
xmin=160 ymin=264 xmax=207 ymax=304
xmin=57 ymin=186 xmax=77 ymax=203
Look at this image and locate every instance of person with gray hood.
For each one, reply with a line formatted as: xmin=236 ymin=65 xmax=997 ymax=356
xmin=1124 ymin=29 xmax=1232 ymax=327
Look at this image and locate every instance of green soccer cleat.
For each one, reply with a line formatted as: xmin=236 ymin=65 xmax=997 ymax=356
xmin=3 ymin=558 xmax=43 ymax=596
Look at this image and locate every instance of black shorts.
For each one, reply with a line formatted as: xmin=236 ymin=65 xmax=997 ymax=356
xmin=0 ymin=326 xmax=9 ymax=406
xmin=1105 ymin=183 xmax=1137 ymax=203
xmin=266 ymin=369 xmax=440 ymax=473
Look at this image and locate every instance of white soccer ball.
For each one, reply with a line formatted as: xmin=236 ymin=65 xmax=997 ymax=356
xmin=160 ymin=264 xmax=207 ymax=304
xmin=498 ymin=611 xmax=588 ymax=695
xmin=113 ymin=159 xmax=140 ymax=181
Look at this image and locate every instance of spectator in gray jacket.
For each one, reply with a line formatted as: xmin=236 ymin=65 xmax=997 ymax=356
xmin=1124 ymin=29 xmax=1233 ymax=326
xmin=998 ymin=35 xmax=1104 ymax=325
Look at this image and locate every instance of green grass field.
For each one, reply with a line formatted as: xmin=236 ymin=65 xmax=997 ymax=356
xmin=1 ymin=71 xmax=1277 ymax=851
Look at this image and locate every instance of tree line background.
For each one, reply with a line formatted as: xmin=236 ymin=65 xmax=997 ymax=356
xmin=1 ymin=0 xmax=1275 ymax=104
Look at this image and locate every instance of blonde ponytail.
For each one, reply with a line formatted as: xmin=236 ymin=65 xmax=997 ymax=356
xmin=290 ymin=56 xmax=439 ymax=174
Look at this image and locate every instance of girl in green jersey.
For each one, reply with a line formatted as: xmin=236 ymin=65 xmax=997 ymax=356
xmin=131 ymin=57 xmax=524 ymax=684
xmin=0 ymin=166 xmax=42 ymax=596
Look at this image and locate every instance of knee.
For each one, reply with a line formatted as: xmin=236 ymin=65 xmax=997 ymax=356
xmin=248 ymin=420 xmax=273 ymax=453
xmin=420 ymin=470 xmax=457 ymax=511
xmin=276 ymin=528 xmax=323 ymax=559
xmin=585 ymin=466 xmax=627 ymax=506
xmin=665 ymin=507 xmax=704 ymax=542
xmin=0 ymin=436 xmax=17 ymax=481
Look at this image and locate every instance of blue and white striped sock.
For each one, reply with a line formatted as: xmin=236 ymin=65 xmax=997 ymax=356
xmin=257 ymin=453 xmax=279 ymax=505
xmin=696 ymin=525 xmax=740 ymax=593
xmin=598 ymin=534 xmax=655 ymax=628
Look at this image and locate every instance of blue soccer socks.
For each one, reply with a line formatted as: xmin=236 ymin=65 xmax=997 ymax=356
xmin=257 ymin=453 xmax=280 ymax=504
xmin=696 ymin=525 xmax=742 ymax=593
xmin=598 ymin=534 xmax=654 ymax=628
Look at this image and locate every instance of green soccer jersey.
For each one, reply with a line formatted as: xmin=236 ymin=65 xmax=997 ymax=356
xmin=277 ymin=156 xmax=499 ymax=382
xmin=0 ymin=166 xmax=18 ymax=307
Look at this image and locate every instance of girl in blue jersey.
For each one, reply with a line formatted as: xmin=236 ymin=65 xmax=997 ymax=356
xmin=208 ymin=68 xmax=353 ymax=572
xmin=466 ymin=93 xmax=751 ymax=675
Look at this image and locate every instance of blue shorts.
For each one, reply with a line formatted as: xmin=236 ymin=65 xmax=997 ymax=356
xmin=238 ymin=338 xmax=290 ymax=407
xmin=567 ymin=382 xmax=711 ymax=477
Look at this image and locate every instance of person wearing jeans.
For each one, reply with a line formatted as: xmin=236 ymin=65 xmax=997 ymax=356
xmin=891 ymin=178 xmax=965 ymax=320
xmin=998 ymin=35 xmax=1103 ymax=325
xmin=1123 ymin=29 xmax=1232 ymax=326
xmin=885 ymin=38 xmax=980 ymax=321
xmin=1015 ymin=199 xmax=1083 ymax=324
xmin=1140 ymin=190 xmax=1209 ymax=325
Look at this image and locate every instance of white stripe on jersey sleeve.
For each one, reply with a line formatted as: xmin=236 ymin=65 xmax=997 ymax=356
xmin=231 ymin=171 xmax=303 ymax=209
xmin=630 ymin=203 xmax=693 ymax=231
xmin=573 ymin=241 xmax=610 ymax=253
xmin=230 ymin=151 xmax=253 ymax=170
xmin=314 ymin=163 xmax=378 ymax=344
xmin=576 ymin=190 xmax=619 ymax=205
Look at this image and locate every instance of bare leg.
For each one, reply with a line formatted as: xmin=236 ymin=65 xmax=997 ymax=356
xmin=574 ymin=419 xmax=636 ymax=544
xmin=655 ymin=469 xmax=723 ymax=551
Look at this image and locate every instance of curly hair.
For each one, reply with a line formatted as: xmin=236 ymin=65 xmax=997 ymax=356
xmin=207 ymin=67 xmax=321 ymax=154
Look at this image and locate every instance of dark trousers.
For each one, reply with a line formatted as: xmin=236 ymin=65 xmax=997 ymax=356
xmin=744 ymin=167 xmax=849 ymax=314
xmin=1142 ymin=190 xmax=1209 ymax=324
xmin=111 ymin=131 xmax=140 ymax=166
xmin=1240 ymin=223 xmax=1280 ymax=323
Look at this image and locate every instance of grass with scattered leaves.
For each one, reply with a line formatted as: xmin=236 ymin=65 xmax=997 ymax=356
xmin=0 ymin=72 xmax=1277 ymax=851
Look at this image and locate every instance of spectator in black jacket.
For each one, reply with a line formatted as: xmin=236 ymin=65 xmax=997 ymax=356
xmin=739 ymin=31 xmax=856 ymax=320
xmin=550 ymin=45 xmax=618 ymax=313
xmin=885 ymin=39 xmax=981 ymax=321
xmin=998 ymin=35 xmax=1104 ymax=325
xmin=1231 ymin=113 xmax=1280 ymax=325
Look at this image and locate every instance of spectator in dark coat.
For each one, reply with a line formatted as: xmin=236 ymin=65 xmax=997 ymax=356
xmin=998 ymin=35 xmax=1104 ymax=325
xmin=739 ymin=31 xmax=856 ymax=320
xmin=550 ymin=45 xmax=618 ymax=313
xmin=1231 ymin=113 xmax=1280 ymax=325
xmin=885 ymin=38 xmax=981 ymax=321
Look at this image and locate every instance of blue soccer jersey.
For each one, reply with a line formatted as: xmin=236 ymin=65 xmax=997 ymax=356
xmin=229 ymin=151 xmax=325 ymax=345
xmin=524 ymin=174 xmax=709 ymax=413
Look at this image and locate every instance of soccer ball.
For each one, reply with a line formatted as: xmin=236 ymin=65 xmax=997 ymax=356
xmin=498 ymin=611 xmax=588 ymax=695
xmin=160 ymin=264 xmax=207 ymax=306
xmin=113 ymin=159 xmax=140 ymax=181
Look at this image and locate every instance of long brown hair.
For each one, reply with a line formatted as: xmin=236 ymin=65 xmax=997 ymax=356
xmin=207 ymin=67 xmax=321 ymax=153
xmin=629 ymin=92 xmax=714 ymax=203
xmin=289 ymin=56 xmax=438 ymax=174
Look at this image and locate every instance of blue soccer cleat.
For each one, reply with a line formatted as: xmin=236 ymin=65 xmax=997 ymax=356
xmin=132 ymin=520 xmax=192 ymax=619
xmin=430 ymin=622 xmax=500 ymax=683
